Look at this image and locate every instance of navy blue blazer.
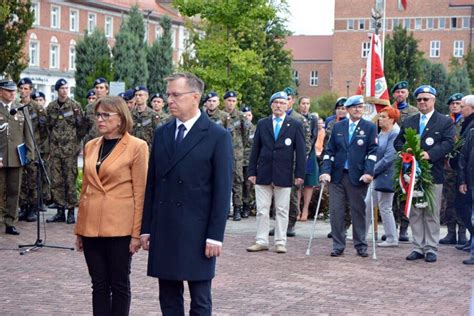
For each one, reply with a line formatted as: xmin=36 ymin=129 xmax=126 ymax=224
xmin=247 ymin=115 xmax=306 ymax=187
xmin=394 ymin=111 xmax=455 ymax=184
xmin=320 ymin=118 xmax=378 ymax=186
xmin=141 ymin=112 xmax=233 ymax=281
xmin=373 ymin=128 xmax=399 ymax=192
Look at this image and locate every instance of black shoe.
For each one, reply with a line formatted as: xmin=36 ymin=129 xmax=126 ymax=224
xmin=424 ymin=252 xmax=437 ymax=263
xmin=46 ymin=209 xmax=66 ymax=223
xmin=399 ymin=232 xmax=409 ymax=242
xmin=5 ymin=226 xmax=20 ymax=235
xmin=381 ymin=234 xmax=387 ymax=241
xmin=357 ymin=248 xmax=368 ymax=257
xmin=463 ymin=246 xmax=471 ymax=252
xmin=233 ymin=206 xmax=242 ymax=221
xmin=439 ymin=232 xmax=457 ymax=245
xmin=327 ymin=232 xmax=332 ymax=238
xmin=456 ymin=241 xmax=471 ymax=250
xmin=330 ymin=249 xmax=344 ymax=257
xmin=241 ymin=204 xmax=250 ymax=218
xmin=458 ymin=232 xmax=468 ymax=246
xmin=26 ymin=208 xmax=38 ymax=222
xmin=463 ymin=258 xmax=474 ymax=265
xmin=66 ymin=208 xmax=75 ymax=224
xmin=406 ymin=251 xmax=424 ymax=261
xmin=269 ymin=228 xmax=275 ymax=236
xmin=286 ymin=224 xmax=296 ymax=237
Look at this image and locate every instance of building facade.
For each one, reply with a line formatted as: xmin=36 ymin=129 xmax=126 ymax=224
xmin=23 ymin=0 xmax=186 ymax=103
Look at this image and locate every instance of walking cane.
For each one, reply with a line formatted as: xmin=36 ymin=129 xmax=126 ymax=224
xmin=369 ymin=182 xmax=377 ymax=260
xmin=306 ymin=182 xmax=326 ymax=256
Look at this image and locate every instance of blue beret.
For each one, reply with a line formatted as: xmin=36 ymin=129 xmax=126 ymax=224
xmin=31 ymin=91 xmax=45 ymax=100
xmin=414 ymin=85 xmax=437 ymax=97
xmin=224 ymin=91 xmax=237 ymax=99
xmin=269 ymin=91 xmax=288 ymax=105
xmin=283 ymin=87 xmax=295 ymax=96
xmin=55 ymin=78 xmax=68 ymax=91
xmin=123 ymin=89 xmax=135 ymax=101
xmin=0 ymin=79 xmax=17 ymax=91
xmin=134 ymin=85 xmax=148 ymax=93
xmin=447 ymin=93 xmax=464 ymax=105
xmin=391 ymin=81 xmax=409 ymax=94
xmin=17 ymin=77 xmax=33 ymax=87
xmin=94 ymin=77 xmax=108 ymax=86
xmin=118 ymin=91 xmax=125 ymax=98
xmin=335 ymin=97 xmax=347 ymax=109
xmin=86 ymin=89 xmax=96 ymax=98
xmin=204 ymin=91 xmax=218 ymax=103
xmin=241 ymin=105 xmax=252 ymax=112
xmin=344 ymin=95 xmax=364 ymax=107
xmin=151 ymin=93 xmax=165 ymax=102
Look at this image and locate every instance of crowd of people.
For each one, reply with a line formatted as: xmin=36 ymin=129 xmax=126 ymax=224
xmin=1 ymin=72 xmax=474 ymax=315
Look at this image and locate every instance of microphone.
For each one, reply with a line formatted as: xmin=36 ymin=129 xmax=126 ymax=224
xmin=9 ymin=104 xmax=29 ymax=115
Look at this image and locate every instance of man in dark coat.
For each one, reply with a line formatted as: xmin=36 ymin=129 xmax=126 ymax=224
xmin=140 ymin=72 xmax=233 ymax=315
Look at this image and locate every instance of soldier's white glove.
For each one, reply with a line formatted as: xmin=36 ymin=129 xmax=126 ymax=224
xmin=319 ymin=173 xmax=331 ymax=184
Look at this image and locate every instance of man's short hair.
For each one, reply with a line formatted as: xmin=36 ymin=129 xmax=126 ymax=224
xmin=462 ymin=95 xmax=474 ymax=106
xmin=165 ymin=72 xmax=204 ymax=95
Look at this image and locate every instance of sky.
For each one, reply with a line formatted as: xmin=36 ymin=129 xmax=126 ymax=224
xmin=285 ymin=0 xmax=335 ymax=35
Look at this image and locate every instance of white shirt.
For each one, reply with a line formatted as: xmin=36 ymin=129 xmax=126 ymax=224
xmin=272 ymin=113 xmax=286 ymax=130
xmin=419 ymin=109 xmax=435 ymax=125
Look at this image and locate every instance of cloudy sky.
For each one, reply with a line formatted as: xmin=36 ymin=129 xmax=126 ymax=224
xmin=285 ymin=0 xmax=335 ymax=35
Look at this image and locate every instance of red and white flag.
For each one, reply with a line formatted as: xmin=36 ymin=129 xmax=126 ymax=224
xmin=364 ymin=33 xmax=391 ymax=114
xmin=398 ymin=0 xmax=408 ymax=11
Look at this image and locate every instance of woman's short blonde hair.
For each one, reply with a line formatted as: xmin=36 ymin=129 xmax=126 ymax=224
xmin=94 ymin=96 xmax=133 ymax=135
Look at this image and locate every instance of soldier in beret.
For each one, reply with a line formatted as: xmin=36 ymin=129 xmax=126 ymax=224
xmin=150 ymin=92 xmax=170 ymax=127
xmin=86 ymin=89 xmax=97 ymax=104
xmin=242 ymin=105 xmax=256 ymax=217
xmin=131 ymin=86 xmax=159 ymax=151
xmin=122 ymin=89 xmax=136 ymax=111
xmin=31 ymin=91 xmax=46 ymax=108
xmin=84 ymin=78 xmax=109 ymax=145
xmin=17 ymin=78 xmax=49 ymax=222
xmin=204 ymin=92 xmax=227 ymax=127
xmin=46 ymin=79 xmax=87 ymax=224
xmin=0 ymin=79 xmax=34 ymax=235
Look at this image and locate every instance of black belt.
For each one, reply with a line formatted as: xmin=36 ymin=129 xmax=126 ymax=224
xmin=343 ymin=169 xmax=349 ymax=174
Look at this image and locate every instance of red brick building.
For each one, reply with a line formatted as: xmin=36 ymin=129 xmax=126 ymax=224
xmin=22 ymin=0 xmax=185 ymax=102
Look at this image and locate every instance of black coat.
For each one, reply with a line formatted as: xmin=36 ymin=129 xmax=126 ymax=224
xmin=458 ymin=127 xmax=474 ymax=188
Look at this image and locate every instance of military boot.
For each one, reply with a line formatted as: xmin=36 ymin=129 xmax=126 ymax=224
xmin=439 ymin=224 xmax=457 ymax=245
xmin=287 ymin=222 xmax=296 ymax=237
xmin=66 ymin=208 xmax=75 ymax=224
xmin=18 ymin=205 xmax=29 ymax=221
xmin=233 ymin=206 xmax=242 ymax=221
xmin=399 ymin=221 xmax=409 ymax=242
xmin=241 ymin=204 xmax=250 ymax=219
xmin=26 ymin=205 xmax=38 ymax=222
xmin=458 ymin=225 xmax=468 ymax=245
xmin=46 ymin=208 xmax=66 ymax=223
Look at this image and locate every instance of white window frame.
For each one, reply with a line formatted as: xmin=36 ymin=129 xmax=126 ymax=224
xmin=361 ymin=42 xmax=370 ymax=58
xmin=70 ymin=9 xmax=79 ymax=32
xmin=171 ymin=26 xmax=178 ymax=49
xmin=155 ymin=25 xmax=163 ymax=39
xmin=454 ymin=40 xmax=464 ymax=58
xmin=31 ymin=1 xmax=40 ymax=26
xmin=105 ymin=16 xmax=113 ymax=38
xmin=29 ymin=33 xmax=39 ymax=67
xmin=359 ymin=19 xmax=366 ymax=30
xmin=451 ymin=17 xmax=459 ymax=29
xmin=309 ymin=71 xmax=318 ymax=86
xmin=393 ymin=18 xmax=400 ymax=28
xmin=88 ymin=13 xmax=97 ymax=33
xmin=50 ymin=37 xmax=60 ymax=69
xmin=347 ymin=19 xmax=354 ymax=30
xmin=427 ymin=18 xmax=434 ymax=29
xmin=404 ymin=18 xmax=410 ymax=29
xmin=430 ymin=40 xmax=440 ymax=58
xmin=438 ymin=18 xmax=446 ymax=29
xmin=463 ymin=17 xmax=470 ymax=29
xmin=51 ymin=5 xmax=60 ymax=29
xmin=69 ymin=40 xmax=76 ymax=70
xmin=415 ymin=18 xmax=422 ymax=30
xmin=293 ymin=70 xmax=299 ymax=84
xmin=386 ymin=19 xmax=392 ymax=30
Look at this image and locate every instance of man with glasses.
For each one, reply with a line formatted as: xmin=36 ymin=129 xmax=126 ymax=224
xmin=394 ymin=85 xmax=455 ymax=263
xmin=46 ymin=78 xmax=86 ymax=224
xmin=131 ymin=86 xmax=159 ymax=151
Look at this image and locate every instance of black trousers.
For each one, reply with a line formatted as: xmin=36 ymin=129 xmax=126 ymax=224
xmin=456 ymin=190 xmax=473 ymax=236
xmin=82 ymin=236 xmax=132 ymax=316
xmin=158 ymin=279 xmax=212 ymax=316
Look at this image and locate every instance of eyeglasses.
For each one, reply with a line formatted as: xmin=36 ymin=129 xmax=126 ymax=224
xmin=166 ymin=91 xmax=195 ymax=99
xmin=416 ymin=97 xmax=432 ymax=102
xmin=94 ymin=112 xmax=119 ymax=120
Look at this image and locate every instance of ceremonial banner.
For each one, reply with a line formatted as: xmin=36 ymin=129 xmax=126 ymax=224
xmin=398 ymin=0 xmax=408 ymax=11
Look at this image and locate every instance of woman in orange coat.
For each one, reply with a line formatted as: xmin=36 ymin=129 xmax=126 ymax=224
xmin=75 ymin=96 xmax=148 ymax=316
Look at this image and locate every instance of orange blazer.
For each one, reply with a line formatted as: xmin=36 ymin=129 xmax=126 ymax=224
xmin=74 ymin=132 xmax=148 ymax=239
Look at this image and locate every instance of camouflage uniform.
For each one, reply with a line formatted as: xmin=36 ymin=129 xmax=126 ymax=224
xmin=83 ymin=102 xmax=100 ymax=145
xmin=243 ymin=122 xmax=256 ymax=215
xmin=131 ymin=106 xmax=159 ymax=151
xmin=155 ymin=110 xmax=171 ymax=128
xmin=224 ymin=108 xmax=249 ymax=215
xmin=396 ymin=103 xmax=419 ymax=126
xmin=47 ymin=97 xmax=86 ymax=210
xmin=206 ymin=108 xmax=227 ymax=127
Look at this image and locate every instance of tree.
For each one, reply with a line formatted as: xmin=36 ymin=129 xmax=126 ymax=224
xmin=0 ymin=1 xmax=34 ymax=80
xmin=147 ymin=15 xmax=174 ymax=94
xmin=74 ymin=29 xmax=113 ymax=107
xmin=446 ymin=60 xmax=471 ymax=102
xmin=421 ymin=61 xmax=448 ymax=113
xmin=314 ymin=91 xmax=339 ymax=120
xmin=384 ymin=25 xmax=424 ymax=96
xmin=464 ymin=49 xmax=474 ymax=92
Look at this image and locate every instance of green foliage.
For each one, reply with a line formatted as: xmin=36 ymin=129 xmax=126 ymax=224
xmin=127 ymin=5 xmax=146 ymax=46
xmin=384 ymin=26 xmax=424 ymax=97
xmin=74 ymin=29 xmax=113 ymax=107
xmin=0 ymin=0 xmax=34 ymax=80
xmin=446 ymin=60 xmax=471 ymax=102
xmin=147 ymin=15 xmax=174 ymax=94
xmin=421 ymin=61 xmax=448 ymax=113
xmin=464 ymin=49 xmax=474 ymax=92
xmin=313 ymin=91 xmax=339 ymax=119
xmin=76 ymin=168 xmax=83 ymax=197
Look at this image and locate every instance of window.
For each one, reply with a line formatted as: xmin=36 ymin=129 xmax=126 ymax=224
xmin=293 ymin=70 xmax=299 ymax=84
xmin=69 ymin=40 xmax=76 ymax=70
xmin=415 ymin=18 xmax=422 ymax=30
xmin=451 ymin=17 xmax=458 ymax=29
xmin=463 ymin=17 xmax=470 ymax=29
xmin=29 ymin=33 xmax=39 ymax=66
xmin=393 ymin=18 xmax=400 ymax=28
xmin=404 ymin=18 xmax=410 ymax=29
xmin=51 ymin=5 xmax=60 ymax=28
xmin=329 ymin=71 xmax=333 ymax=87
xmin=155 ymin=25 xmax=163 ymax=39
xmin=105 ymin=16 xmax=113 ymax=38
xmin=347 ymin=19 xmax=354 ymax=30
xmin=359 ymin=19 xmax=366 ymax=30
xmin=31 ymin=2 xmax=40 ymax=26
xmin=386 ymin=19 xmax=392 ymax=30
xmin=50 ymin=37 xmax=59 ymax=69
xmin=309 ymin=71 xmax=318 ymax=86
xmin=430 ymin=40 xmax=440 ymax=58
xmin=88 ymin=13 xmax=97 ymax=32
xmin=454 ymin=40 xmax=464 ymax=58
xmin=427 ymin=18 xmax=434 ymax=29
xmin=438 ymin=18 xmax=446 ymax=29
xmin=70 ymin=9 xmax=79 ymax=32
xmin=171 ymin=26 xmax=177 ymax=49
xmin=361 ymin=42 xmax=370 ymax=58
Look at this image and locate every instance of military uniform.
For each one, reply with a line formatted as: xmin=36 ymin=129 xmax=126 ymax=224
xmin=243 ymin=120 xmax=256 ymax=216
xmin=396 ymin=103 xmax=419 ymax=125
xmin=155 ymin=110 xmax=171 ymax=128
xmin=46 ymin=96 xmax=86 ymax=222
xmin=131 ymin=106 xmax=159 ymax=151
xmin=83 ymin=102 xmax=100 ymax=145
xmin=206 ymin=108 xmax=227 ymax=127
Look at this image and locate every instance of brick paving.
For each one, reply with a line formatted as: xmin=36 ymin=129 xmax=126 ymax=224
xmin=1 ymin=210 xmax=473 ymax=315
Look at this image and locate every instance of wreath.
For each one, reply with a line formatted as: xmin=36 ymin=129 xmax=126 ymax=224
xmin=393 ymin=128 xmax=435 ymax=217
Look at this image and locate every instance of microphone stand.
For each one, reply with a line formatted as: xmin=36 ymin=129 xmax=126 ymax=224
xmin=16 ymin=105 xmax=74 ymax=255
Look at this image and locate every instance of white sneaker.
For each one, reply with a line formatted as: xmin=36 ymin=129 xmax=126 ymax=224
xmin=377 ymin=241 xmax=399 ymax=247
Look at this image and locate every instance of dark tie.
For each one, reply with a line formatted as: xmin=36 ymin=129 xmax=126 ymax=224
xmin=175 ymin=124 xmax=186 ymax=147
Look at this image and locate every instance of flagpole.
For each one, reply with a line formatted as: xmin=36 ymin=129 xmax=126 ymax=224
xmin=381 ymin=0 xmax=387 ymax=67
